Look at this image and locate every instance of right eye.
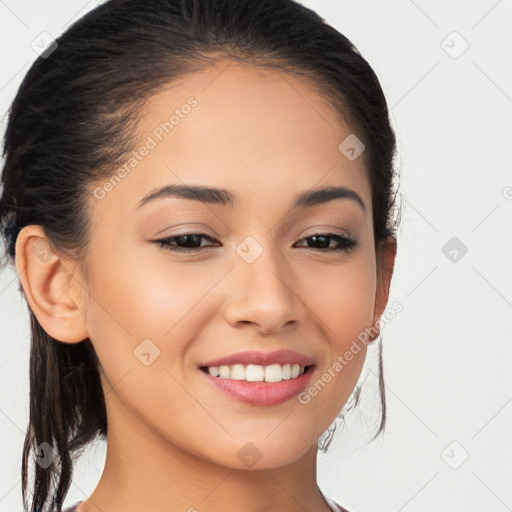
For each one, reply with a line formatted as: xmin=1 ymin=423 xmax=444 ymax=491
xmin=152 ymin=233 xmax=222 ymax=253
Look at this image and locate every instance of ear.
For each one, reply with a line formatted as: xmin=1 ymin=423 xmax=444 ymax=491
xmin=14 ymin=225 xmax=89 ymax=344
xmin=369 ymin=236 xmax=397 ymax=342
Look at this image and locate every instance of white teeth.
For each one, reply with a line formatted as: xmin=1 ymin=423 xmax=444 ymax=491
xmin=209 ymin=366 xmax=220 ymax=377
xmin=219 ymin=365 xmax=230 ymax=378
xmin=246 ymin=364 xmax=264 ymax=382
xmin=230 ymin=364 xmax=245 ymax=380
xmin=264 ymin=364 xmax=283 ymax=383
xmin=205 ymin=363 xmax=307 ymax=382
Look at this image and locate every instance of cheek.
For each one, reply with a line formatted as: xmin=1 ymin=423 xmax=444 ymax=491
xmin=82 ymin=256 xmax=200 ymax=427
xmin=83 ymin=250 xmax=224 ymax=377
xmin=86 ymin=247 xmax=206 ymax=333
xmin=308 ymin=258 xmax=377 ymax=345
xmin=123 ymin=260 xmax=227 ymax=349
xmin=300 ymin=259 xmax=375 ymax=410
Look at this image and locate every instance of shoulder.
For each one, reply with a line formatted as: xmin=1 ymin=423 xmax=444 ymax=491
xmin=327 ymin=498 xmax=352 ymax=512
xmin=61 ymin=499 xmax=350 ymax=512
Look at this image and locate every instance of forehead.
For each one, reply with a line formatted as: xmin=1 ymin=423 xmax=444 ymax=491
xmin=92 ymin=60 xmax=371 ymax=213
xmin=146 ymin=60 xmax=355 ymax=154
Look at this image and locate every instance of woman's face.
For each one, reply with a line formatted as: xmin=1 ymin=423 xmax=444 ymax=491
xmin=80 ymin=61 xmax=392 ymax=469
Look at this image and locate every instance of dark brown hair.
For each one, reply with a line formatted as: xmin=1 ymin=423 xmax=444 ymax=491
xmin=0 ymin=1 xmax=399 ymax=510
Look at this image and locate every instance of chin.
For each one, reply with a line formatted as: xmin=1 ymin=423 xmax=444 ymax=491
xmin=203 ymin=431 xmax=318 ymax=470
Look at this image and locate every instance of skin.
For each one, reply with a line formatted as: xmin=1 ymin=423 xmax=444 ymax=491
xmin=15 ymin=61 xmax=396 ymax=512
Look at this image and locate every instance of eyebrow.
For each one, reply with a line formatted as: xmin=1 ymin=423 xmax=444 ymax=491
xmin=136 ymin=184 xmax=366 ymax=213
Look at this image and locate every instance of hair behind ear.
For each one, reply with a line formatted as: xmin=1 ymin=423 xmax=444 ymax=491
xmin=22 ymin=312 xmax=106 ymax=512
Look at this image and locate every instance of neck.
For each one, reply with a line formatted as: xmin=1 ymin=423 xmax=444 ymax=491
xmin=78 ymin=390 xmax=332 ymax=512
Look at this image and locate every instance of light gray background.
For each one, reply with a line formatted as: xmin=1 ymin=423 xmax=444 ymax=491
xmin=1 ymin=1 xmax=511 ymax=511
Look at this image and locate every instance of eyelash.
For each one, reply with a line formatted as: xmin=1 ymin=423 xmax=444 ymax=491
xmin=152 ymin=231 xmax=357 ymax=253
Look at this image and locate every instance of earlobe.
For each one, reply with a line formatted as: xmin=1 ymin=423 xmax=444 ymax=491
xmin=14 ymin=225 xmax=89 ymax=344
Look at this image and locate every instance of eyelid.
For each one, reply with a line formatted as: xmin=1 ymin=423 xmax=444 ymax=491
xmin=301 ymin=226 xmax=353 ymax=238
xmin=299 ymin=224 xmax=356 ymax=243
xmin=153 ymin=223 xmax=219 ymax=239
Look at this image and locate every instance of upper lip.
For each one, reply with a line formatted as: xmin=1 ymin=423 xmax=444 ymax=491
xmin=200 ymin=349 xmax=315 ymax=368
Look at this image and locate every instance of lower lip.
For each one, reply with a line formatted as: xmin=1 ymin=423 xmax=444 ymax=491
xmin=200 ymin=367 xmax=314 ymax=406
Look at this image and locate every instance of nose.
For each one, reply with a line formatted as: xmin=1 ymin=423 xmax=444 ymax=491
xmin=221 ymin=243 xmax=307 ymax=335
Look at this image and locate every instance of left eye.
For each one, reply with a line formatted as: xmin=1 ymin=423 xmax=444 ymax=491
xmin=294 ymin=232 xmax=357 ymax=252
xmin=152 ymin=232 xmax=357 ymax=253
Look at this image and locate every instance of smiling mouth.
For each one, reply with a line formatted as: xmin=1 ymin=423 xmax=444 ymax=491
xmin=199 ymin=363 xmax=313 ymax=383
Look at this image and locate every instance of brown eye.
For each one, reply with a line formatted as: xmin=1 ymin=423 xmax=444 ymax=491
xmin=153 ymin=233 xmax=221 ymax=252
xmin=294 ymin=232 xmax=357 ymax=252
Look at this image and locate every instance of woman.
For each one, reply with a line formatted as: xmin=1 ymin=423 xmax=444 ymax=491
xmin=0 ymin=0 xmax=399 ymax=510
